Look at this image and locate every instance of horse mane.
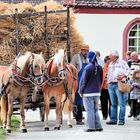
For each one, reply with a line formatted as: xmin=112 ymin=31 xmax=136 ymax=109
xmin=33 ymin=53 xmax=45 ymax=65
xmin=24 ymin=51 xmax=31 ymax=55
xmin=53 ymin=49 xmax=64 ymax=66
xmin=16 ymin=52 xmax=32 ymax=73
xmin=16 ymin=52 xmax=45 ymax=74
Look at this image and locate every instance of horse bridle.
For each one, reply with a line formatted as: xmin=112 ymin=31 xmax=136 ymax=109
xmin=28 ymin=62 xmax=44 ymax=86
xmin=43 ymin=59 xmax=66 ymax=86
xmin=57 ymin=68 xmax=66 ymax=79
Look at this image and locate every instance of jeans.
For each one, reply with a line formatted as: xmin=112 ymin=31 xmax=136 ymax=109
xmin=108 ymin=83 xmax=128 ymax=123
xmin=83 ymin=96 xmax=102 ymax=129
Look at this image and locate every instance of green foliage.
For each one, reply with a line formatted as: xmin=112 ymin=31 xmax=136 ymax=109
xmin=0 ymin=128 xmax=5 ymax=139
xmin=11 ymin=115 xmax=20 ymax=131
xmin=0 ymin=115 xmax=20 ymax=138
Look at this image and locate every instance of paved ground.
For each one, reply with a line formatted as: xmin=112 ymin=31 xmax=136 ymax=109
xmin=5 ymin=106 xmax=140 ymax=140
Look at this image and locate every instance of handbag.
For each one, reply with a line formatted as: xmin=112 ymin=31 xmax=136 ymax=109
xmin=118 ymin=79 xmax=130 ymax=93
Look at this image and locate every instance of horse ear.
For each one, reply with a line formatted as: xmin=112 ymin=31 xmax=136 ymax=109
xmin=54 ymin=48 xmax=58 ymax=54
xmin=31 ymin=53 xmax=35 ymax=59
xmin=40 ymin=52 xmax=43 ymax=56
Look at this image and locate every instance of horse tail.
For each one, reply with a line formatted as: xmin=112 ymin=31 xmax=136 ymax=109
xmin=62 ymin=86 xmax=76 ymax=114
xmin=0 ymin=95 xmax=7 ymax=128
xmin=62 ymin=97 xmax=68 ymax=113
xmin=63 ymin=64 xmax=78 ymax=114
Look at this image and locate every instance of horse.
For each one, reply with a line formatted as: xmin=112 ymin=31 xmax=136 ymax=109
xmin=0 ymin=66 xmax=8 ymax=127
xmin=0 ymin=51 xmax=45 ymax=133
xmin=42 ymin=49 xmax=78 ymax=131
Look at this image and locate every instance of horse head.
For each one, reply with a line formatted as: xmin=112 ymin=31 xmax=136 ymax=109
xmin=53 ymin=49 xmax=66 ymax=80
xmin=16 ymin=52 xmax=45 ymax=86
xmin=29 ymin=52 xmax=45 ymax=85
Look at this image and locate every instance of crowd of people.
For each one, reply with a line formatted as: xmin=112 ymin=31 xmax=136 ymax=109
xmin=71 ymin=44 xmax=140 ymax=132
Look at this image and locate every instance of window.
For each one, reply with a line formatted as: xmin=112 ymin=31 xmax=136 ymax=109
xmin=128 ymin=23 xmax=140 ymax=55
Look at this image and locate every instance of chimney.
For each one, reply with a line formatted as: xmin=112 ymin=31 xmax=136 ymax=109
xmin=64 ymin=0 xmax=75 ymax=5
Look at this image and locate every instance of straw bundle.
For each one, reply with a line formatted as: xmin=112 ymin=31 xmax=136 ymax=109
xmin=0 ymin=0 xmax=84 ymax=65
xmin=0 ymin=2 xmax=11 ymax=14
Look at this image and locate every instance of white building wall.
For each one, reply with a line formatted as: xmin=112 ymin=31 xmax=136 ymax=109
xmin=75 ymin=14 xmax=140 ymax=59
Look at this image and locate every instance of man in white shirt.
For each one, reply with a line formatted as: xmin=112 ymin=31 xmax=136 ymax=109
xmin=106 ymin=50 xmax=130 ymax=125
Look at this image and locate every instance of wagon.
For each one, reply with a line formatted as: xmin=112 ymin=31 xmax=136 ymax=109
xmin=0 ymin=3 xmax=71 ymax=122
xmin=13 ymin=87 xmax=56 ymax=122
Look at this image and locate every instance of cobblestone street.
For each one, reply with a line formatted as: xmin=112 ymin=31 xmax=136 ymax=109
xmin=5 ymin=106 xmax=140 ymax=140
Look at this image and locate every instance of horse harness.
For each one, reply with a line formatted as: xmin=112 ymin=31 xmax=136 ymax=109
xmin=0 ymin=54 xmax=37 ymax=96
xmin=43 ymin=59 xmax=77 ymax=107
xmin=43 ymin=59 xmax=64 ymax=87
xmin=11 ymin=54 xmax=37 ymax=86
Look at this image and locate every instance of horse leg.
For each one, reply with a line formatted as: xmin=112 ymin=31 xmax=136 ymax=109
xmin=66 ymin=87 xmax=77 ymax=128
xmin=67 ymin=100 xmax=73 ymax=128
xmin=19 ymin=97 xmax=27 ymax=133
xmin=0 ymin=96 xmax=7 ymax=128
xmin=6 ymin=95 xmax=13 ymax=133
xmin=63 ymin=98 xmax=73 ymax=128
xmin=32 ymin=86 xmax=37 ymax=102
xmin=54 ymin=98 xmax=62 ymax=130
xmin=44 ymin=93 xmax=50 ymax=131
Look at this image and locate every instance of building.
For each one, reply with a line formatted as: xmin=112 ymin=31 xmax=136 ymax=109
xmin=1 ymin=0 xmax=140 ymax=59
xmin=64 ymin=0 xmax=140 ymax=59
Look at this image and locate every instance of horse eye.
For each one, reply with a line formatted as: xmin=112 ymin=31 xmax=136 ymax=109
xmin=34 ymin=65 xmax=38 ymax=68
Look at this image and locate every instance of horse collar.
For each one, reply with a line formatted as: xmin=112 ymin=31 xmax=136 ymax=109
xmin=43 ymin=59 xmax=64 ymax=86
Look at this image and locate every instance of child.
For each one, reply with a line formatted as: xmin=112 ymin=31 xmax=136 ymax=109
xmin=130 ymin=70 xmax=140 ymax=120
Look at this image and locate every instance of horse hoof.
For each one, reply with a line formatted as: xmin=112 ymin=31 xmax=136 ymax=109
xmin=44 ymin=127 xmax=49 ymax=131
xmin=6 ymin=129 xmax=11 ymax=133
xmin=54 ymin=126 xmax=60 ymax=130
xmin=21 ymin=129 xmax=27 ymax=133
xmin=68 ymin=124 xmax=73 ymax=128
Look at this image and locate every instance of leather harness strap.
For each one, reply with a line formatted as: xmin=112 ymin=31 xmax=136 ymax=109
xmin=43 ymin=59 xmax=64 ymax=87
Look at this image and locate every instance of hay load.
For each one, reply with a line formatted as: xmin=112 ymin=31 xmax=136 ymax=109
xmin=0 ymin=0 xmax=84 ymax=65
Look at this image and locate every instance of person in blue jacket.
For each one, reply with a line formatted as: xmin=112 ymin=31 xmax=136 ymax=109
xmin=79 ymin=51 xmax=103 ymax=132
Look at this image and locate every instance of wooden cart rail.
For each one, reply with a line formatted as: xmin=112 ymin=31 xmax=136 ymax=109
xmin=0 ymin=6 xmax=71 ymax=62
xmin=0 ymin=0 xmax=49 ymax=4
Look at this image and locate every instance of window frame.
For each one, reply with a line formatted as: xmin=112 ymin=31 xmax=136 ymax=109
xmin=128 ymin=23 xmax=140 ymax=54
xmin=123 ymin=18 xmax=140 ymax=60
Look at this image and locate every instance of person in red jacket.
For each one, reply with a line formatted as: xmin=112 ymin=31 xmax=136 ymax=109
xmin=100 ymin=56 xmax=111 ymax=120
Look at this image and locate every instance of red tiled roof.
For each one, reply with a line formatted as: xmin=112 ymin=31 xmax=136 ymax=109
xmin=72 ymin=0 xmax=140 ymax=8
